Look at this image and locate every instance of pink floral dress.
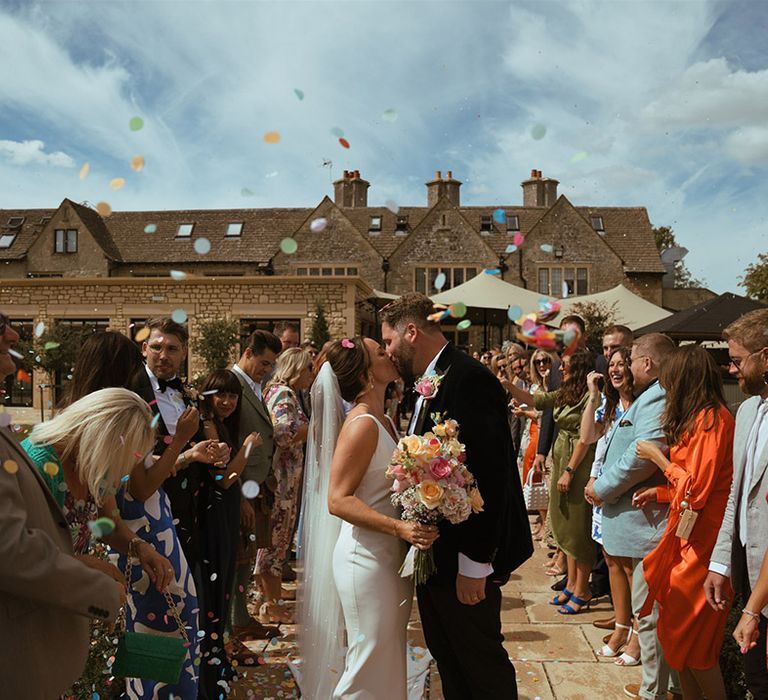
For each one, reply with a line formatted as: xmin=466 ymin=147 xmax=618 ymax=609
xmin=255 ymin=383 xmax=308 ymax=577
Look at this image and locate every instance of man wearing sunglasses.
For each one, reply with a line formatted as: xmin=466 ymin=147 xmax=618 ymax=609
xmin=0 ymin=313 xmax=124 ymax=697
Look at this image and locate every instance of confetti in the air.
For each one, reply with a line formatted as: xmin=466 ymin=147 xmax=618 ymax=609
xmin=493 ymin=208 xmax=506 ymax=224
xmin=242 ymin=480 xmax=260 ymax=499
xmin=171 ymin=309 xmax=188 ymax=324
xmin=110 ymin=178 xmax=126 ymax=190
xmin=135 ymin=327 xmax=151 ymax=342
xmin=44 ymin=341 xmax=60 ymax=351
xmin=129 ymin=116 xmax=144 ymax=132
xmin=294 ymin=88 xmax=305 ymax=101
xmin=34 ymin=321 xmax=45 ymax=337
xmin=96 ymin=201 xmax=112 ymax=217
xmin=338 ymin=137 xmax=350 ymax=149
xmin=88 ymin=517 xmax=116 ymax=539
xmin=530 ymin=123 xmax=547 ymax=140
xmin=382 ymin=109 xmax=398 ymax=122
xmin=434 ymin=272 xmax=447 ymax=290
xmin=280 ymin=237 xmax=298 ymax=255
xmin=385 ymin=200 xmax=399 ymax=214
xmin=513 ymin=232 xmax=525 ymax=247
xmin=507 ymin=305 xmax=523 ymax=321
xmin=170 ymin=270 xmax=188 ymax=280
xmin=540 ymin=244 xmax=554 ymax=253
xmin=194 ymin=238 xmax=211 ymax=255
xmin=131 ymin=155 xmax=145 ymax=172
xmin=449 ymin=302 xmax=467 ymax=318
xmin=79 ymin=162 xmax=90 ymax=180
xmin=144 ymin=224 xmax=157 ymax=234
xmin=263 ymin=131 xmax=281 ymax=144
xmin=571 ymin=151 xmax=588 ymax=163
xmin=457 ymin=319 xmax=472 ymax=330
xmin=43 ymin=461 xmax=59 ymax=477
xmin=241 ymin=187 xmax=255 ymax=197
xmin=2 ymin=459 xmax=18 ymax=474
xmin=484 ymin=268 xmax=501 ymax=275
xmin=505 ymin=244 xmax=518 ymax=254
xmin=310 ymin=218 xmax=328 ymax=233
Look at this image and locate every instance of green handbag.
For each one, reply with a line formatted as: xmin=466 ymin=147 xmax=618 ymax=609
xmin=112 ymin=541 xmax=189 ymax=684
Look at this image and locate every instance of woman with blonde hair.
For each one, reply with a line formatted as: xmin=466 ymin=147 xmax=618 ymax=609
xmin=256 ymin=347 xmax=314 ymax=622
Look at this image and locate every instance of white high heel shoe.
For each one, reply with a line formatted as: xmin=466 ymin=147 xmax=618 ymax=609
xmin=615 ymin=626 xmax=641 ymax=667
xmin=597 ymin=622 xmax=631 ymax=658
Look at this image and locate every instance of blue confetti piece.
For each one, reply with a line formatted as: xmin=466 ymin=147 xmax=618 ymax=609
xmin=493 ymin=208 xmax=506 ymax=224
xmin=505 ymin=244 xmax=518 ymax=254
xmin=484 ymin=268 xmax=501 ymax=275
xmin=150 ymin=413 xmax=160 ymax=429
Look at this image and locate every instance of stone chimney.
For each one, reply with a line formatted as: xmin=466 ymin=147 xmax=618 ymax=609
xmin=333 ymin=169 xmax=369 ymax=208
xmin=521 ymin=169 xmax=559 ymax=208
xmin=426 ymin=170 xmax=461 ymax=207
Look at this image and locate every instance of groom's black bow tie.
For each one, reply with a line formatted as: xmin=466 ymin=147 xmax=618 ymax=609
xmin=158 ymin=377 xmax=184 ymax=394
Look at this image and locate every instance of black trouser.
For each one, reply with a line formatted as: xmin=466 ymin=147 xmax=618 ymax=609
xmin=417 ymin=577 xmax=517 ymax=699
xmin=738 ymin=548 xmax=768 ymax=697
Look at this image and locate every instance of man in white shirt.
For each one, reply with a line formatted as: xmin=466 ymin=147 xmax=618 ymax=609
xmin=707 ymin=308 xmax=768 ymax=696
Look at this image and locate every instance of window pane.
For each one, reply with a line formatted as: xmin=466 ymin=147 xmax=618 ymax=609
xmin=506 ymin=215 xmax=519 ymax=231
xmin=466 ymin=268 xmax=477 ymax=280
xmin=309 ymin=268 xmax=320 ymax=276
xmin=55 ymin=229 xmax=65 ymax=253
xmin=226 ymin=222 xmax=243 ymax=237
xmin=177 ymin=223 xmax=194 ymax=237
xmin=538 ymin=268 xmax=549 ymax=295
xmin=0 ymin=234 xmax=15 ymax=248
xmin=415 ymin=267 xmax=426 ymax=293
xmin=67 ymin=229 xmax=77 ymax=252
xmin=334 ymin=267 xmax=345 ymax=276
xmin=454 ymin=268 xmax=464 ymax=286
xmin=297 ymin=268 xmax=307 ymax=276
xmin=564 ymin=268 xmax=575 ymax=296
xmin=347 ymin=267 xmax=358 ymax=275
xmin=321 ymin=267 xmax=332 ymax=276
xmin=551 ymin=268 xmax=562 ymax=297
xmin=577 ymin=268 xmax=588 ymax=295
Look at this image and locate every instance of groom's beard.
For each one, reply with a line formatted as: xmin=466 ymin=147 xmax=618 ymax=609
xmin=391 ymin=344 xmax=416 ymax=383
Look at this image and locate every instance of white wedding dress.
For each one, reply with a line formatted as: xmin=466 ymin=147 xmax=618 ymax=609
xmin=331 ymin=413 xmax=413 ymax=699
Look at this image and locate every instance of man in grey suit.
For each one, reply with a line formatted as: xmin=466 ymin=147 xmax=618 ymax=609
xmin=586 ymin=333 xmax=679 ymax=700
xmin=230 ymin=329 xmax=282 ymax=639
xmin=706 ymin=309 xmax=768 ymax=696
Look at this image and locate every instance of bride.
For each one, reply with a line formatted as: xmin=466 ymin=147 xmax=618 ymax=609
xmin=298 ymin=337 xmax=438 ymax=699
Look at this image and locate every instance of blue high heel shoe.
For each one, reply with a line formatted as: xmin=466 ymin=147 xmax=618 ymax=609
xmin=549 ymin=588 xmax=572 ymax=606
xmin=558 ymin=593 xmax=593 ymax=615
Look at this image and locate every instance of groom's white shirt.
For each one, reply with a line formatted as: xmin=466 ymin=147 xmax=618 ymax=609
xmin=409 ymin=343 xmax=494 ymax=580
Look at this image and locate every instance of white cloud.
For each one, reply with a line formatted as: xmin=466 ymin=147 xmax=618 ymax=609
xmin=724 ymin=127 xmax=768 ymax=164
xmin=0 ymin=139 xmax=74 ymax=167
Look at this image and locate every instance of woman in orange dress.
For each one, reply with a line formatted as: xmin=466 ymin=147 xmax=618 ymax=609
xmin=633 ymin=345 xmax=735 ymax=699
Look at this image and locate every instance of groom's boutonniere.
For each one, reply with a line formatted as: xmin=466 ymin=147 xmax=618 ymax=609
xmin=414 ymin=372 xmax=443 ymax=401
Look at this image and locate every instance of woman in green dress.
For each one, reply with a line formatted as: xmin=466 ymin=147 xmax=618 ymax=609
xmin=508 ymin=348 xmax=596 ymax=614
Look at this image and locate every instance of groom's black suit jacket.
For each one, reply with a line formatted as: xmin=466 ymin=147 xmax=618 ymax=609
xmin=414 ymin=343 xmax=532 ymax=583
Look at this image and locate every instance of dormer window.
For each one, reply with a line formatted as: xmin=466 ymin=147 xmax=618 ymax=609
xmin=369 ymin=216 xmax=382 ymax=234
xmin=480 ymin=215 xmax=493 ymax=234
xmin=177 ymin=223 xmax=194 ymax=237
xmin=7 ymin=217 xmax=24 ymax=228
xmin=0 ymin=233 xmax=16 ymax=249
xmin=506 ymin=215 xmax=520 ymax=232
xmin=395 ymin=215 xmax=409 ymax=234
xmin=54 ymin=229 xmax=77 ymax=254
xmin=591 ymin=215 xmax=605 ymax=233
xmin=226 ymin=222 xmax=243 ymax=237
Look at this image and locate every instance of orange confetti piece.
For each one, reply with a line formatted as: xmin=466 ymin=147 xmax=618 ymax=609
xmin=135 ymin=327 xmax=150 ymax=342
xmin=338 ymin=137 xmax=350 ymax=149
xmin=79 ymin=162 xmax=90 ymax=180
xmin=110 ymin=177 xmax=126 ymax=190
xmin=3 ymin=459 xmax=19 ymax=474
xmin=15 ymin=369 xmax=30 ymax=382
xmin=130 ymin=155 xmax=145 ymax=172
xmin=96 ymin=201 xmax=112 ymax=217
xmin=263 ymin=131 xmax=281 ymax=144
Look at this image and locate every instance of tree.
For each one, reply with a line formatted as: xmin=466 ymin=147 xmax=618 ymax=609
xmin=570 ymin=300 xmax=618 ymax=354
xmin=741 ymin=252 xmax=768 ymax=302
xmin=653 ymin=225 xmax=705 ymax=288
xmin=191 ymin=318 xmax=240 ymax=375
xmin=310 ymin=302 xmax=331 ymax=347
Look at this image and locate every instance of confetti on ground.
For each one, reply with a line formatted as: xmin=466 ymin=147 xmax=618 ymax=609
xmin=310 ymin=218 xmax=327 ymax=233
xmin=3 ymin=459 xmax=19 ymax=474
xmin=382 ymin=109 xmax=398 ymax=122
xmin=338 ymin=138 xmax=350 ymax=149
xmin=330 ymin=127 xmax=344 ymax=137
xmin=449 ymin=302 xmax=467 ymax=318
xmin=434 ymin=272 xmax=446 ymax=290
xmin=263 ymin=131 xmax=281 ymax=144
xmin=508 ymin=305 xmax=523 ymax=321
xmin=131 ymin=155 xmax=145 ymax=172
xmin=242 ymin=480 xmax=260 ymax=498
xmin=144 ymin=223 xmax=157 ymax=234
xmin=385 ymin=199 xmax=399 ymax=214
xmin=34 ymin=321 xmax=45 ymax=337
xmin=531 ymin=123 xmax=547 ymax=140
xmin=43 ymin=461 xmax=59 ymax=476
xmin=110 ymin=177 xmax=126 ymax=190
xmin=493 ymin=208 xmax=506 ymax=224
xmin=96 ymin=201 xmax=112 ymax=217
xmin=280 ymin=238 xmax=298 ymax=254
xmin=194 ymin=238 xmax=211 ymax=255
xmin=135 ymin=327 xmax=150 ymax=342
xmin=79 ymin=162 xmax=90 ymax=180
xmin=88 ymin=517 xmax=116 ymax=539
xmin=457 ymin=319 xmax=472 ymax=330
xmin=294 ymin=88 xmax=304 ymax=100
xmin=169 ymin=270 xmax=187 ymax=281
xmin=129 ymin=116 xmax=144 ymax=131
xmin=44 ymin=341 xmax=60 ymax=351
xmin=171 ymin=308 xmax=188 ymax=324
xmin=540 ymin=244 xmax=554 ymax=253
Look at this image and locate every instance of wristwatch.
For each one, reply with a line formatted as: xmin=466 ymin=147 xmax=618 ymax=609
xmin=564 ymin=467 xmax=573 ymax=474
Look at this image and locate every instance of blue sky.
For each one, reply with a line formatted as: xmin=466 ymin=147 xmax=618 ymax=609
xmin=0 ymin=0 xmax=766 ymax=293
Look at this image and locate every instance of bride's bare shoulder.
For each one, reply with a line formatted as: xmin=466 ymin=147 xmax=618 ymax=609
xmin=337 ymin=409 xmax=378 ymax=448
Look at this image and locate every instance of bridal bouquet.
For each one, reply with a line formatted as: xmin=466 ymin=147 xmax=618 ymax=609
xmin=385 ymin=414 xmax=484 ymax=585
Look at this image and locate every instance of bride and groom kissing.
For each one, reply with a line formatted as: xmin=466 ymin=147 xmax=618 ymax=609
xmin=299 ymin=293 xmax=533 ymax=699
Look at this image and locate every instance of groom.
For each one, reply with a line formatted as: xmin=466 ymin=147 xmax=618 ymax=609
xmin=381 ymin=293 xmax=532 ymax=699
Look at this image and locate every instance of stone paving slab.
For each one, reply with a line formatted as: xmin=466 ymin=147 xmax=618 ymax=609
xmin=504 ymin=623 xmax=597 ymax=663
xmin=544 ymin=659 xmax=642 ymax=698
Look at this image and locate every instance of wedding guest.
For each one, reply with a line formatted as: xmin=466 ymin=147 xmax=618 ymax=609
xmin=586 ymin=333 xmax=680 ymax=700
xmin=256 ymin=347 xmax=313 ymax=623
xmin=633 ymin=345 xmax=734 ymax=699
xmin=274 ymin=320 xmax=301 ymax=350
xmin=0 ymin=315 xmax=123 ymax=699
xmin=581 ymin=347 xmax=640 ymax=666
xmin=509 ymin=348 xmax=596 ymax=614
xmin=602 ymin=325 xmax=634 ymax=363
xmin=229 ymin=329 xmax=281 ymax=640
xmin=707 ymin=308 xmax=768 ymax=696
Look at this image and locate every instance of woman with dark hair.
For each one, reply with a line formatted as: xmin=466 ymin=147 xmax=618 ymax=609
xmin=634 ymin=345 xmax=735 ymax=699
xmin=508 ymin=348 xmax=597 ymax=614
xmin=198 ymin=369 xmax=264 ymax=669
xmin=581 ymin=347 xmax=641 ymax=664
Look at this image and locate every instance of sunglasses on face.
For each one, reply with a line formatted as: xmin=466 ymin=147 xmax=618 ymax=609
xmin=534 ymin=358 xmax=551 ymax=365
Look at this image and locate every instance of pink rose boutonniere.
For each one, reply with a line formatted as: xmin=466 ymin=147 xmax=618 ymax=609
xmin=414 ymin=372 xmax=443 ymax=401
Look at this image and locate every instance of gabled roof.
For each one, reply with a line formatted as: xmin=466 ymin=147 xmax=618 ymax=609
xmin=0 ymin=208 xmax=57 ymax=260
xmin=66 ymin=200 xmax=122 ymax=261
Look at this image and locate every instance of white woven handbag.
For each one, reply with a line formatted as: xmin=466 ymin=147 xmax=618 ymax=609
xmin=523 ymin=469 xmax=549 ymax=511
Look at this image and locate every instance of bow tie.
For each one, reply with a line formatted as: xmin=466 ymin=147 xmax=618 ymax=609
xmin=158 ymin=377 xmax=184 ymax=394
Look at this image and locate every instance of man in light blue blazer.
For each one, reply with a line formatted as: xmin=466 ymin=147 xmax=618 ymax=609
xmin=706 ymin=309 xmax=768 ymax=696
xmin=587 ymin=332 xmax=678 ymax=700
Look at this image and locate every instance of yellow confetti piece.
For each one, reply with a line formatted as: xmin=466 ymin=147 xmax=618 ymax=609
xmin=263 ymin=131 xmax=281 ymax=144
xmin=96 ymin=201 xmax=112 ymax=217
xmin=79 ymin=162 xmax=90 ymax=180
xmin=135 ymin=327 xmax=150 ymax=342
xmin=110 ymin=177 xmax=126 ymax=190
xmin=3 ymin=459 xmax=19 ymax=474
xmin=43 ymin=461 xmax=59 ymax=477
xmin=130 ymin=155 xmax=145 ymax=172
